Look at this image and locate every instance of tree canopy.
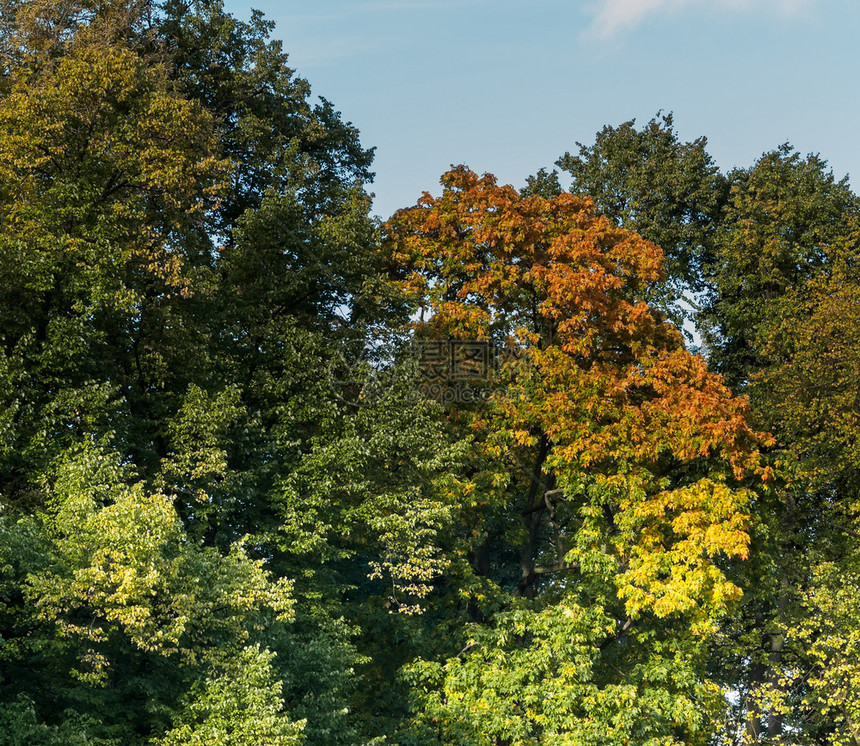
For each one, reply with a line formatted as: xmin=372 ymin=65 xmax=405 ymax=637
xmin=0 ymin=3 xmax=859 ymax=744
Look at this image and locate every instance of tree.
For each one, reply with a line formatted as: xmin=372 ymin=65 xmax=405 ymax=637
xmin=0 ymin=440 xmax=300 ymax=744
xmin=0 ymin=20 xmax=229 ymax=493
xmin=157 ymin=646 xmax=306 ymax=746
xmin=384 ymin=166 xmax=767 ymax=742
xmin=557 ymin=113 xmax=727 ymax=316
xmin=0 ymin=2 xmax=466 ymax=742
xmin=703 ymin=144 xmax=859 ymax=387
xmin=701 ymin=147 xmax=860 ymax=742
xmin=551 ymin=122 xmax=860 ymax=741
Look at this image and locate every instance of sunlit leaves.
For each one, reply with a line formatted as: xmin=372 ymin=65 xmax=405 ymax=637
xmin=157 ymin=646 xmax=306 ymax=746
xmin=615 ymin=478 xmax=752 ymax=624
xmin=406 ymin=599 xmax=722 ymax=745
xmin=32 ymin=444 xmax=294 ymax=668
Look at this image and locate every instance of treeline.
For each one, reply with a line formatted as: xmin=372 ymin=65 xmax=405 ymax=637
xmin=0 ymin=2 xmax=857 ymax=744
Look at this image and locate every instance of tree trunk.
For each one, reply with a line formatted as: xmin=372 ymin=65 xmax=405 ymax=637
xmin=516 ymin=434 xmax=550 ymax=599
xmin=746 ymin=658 xmax=765 ymax=741
xmin=766 ymin=582 xmax=790 ymax=738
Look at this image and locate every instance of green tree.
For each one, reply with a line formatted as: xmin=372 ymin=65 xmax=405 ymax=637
xmin=557 ymin=113 xmax=727 ymax=312
xmin=157 ymin=646 xmax=306 ymax=746
xmin=0 ymin=2 xmax=464 ymax=742
xmin=703 ymin=144 xmax=859 ymax=387
xmin=700 ymin=146 xmax=860 ymax=742
xmin=553 ymin=121 xmax=860 ymax=742
xmin=0 ymin=28 xmax=228 ymax=492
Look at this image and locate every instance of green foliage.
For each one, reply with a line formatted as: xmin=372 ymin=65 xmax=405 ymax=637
xmin=157 ymin=646 xmax=305 ymax=746
xmin=695 ymin=146 xmax=860 ymax=740
xmin=557 ymin=112 xmax=726 ymax=303
xmin=405 ymin=599 xmax=722 ymax=745
xmin=0 ymin=695 xmax=112 ymax=746
xmin=703 ymin=144 xmax=860 ymax=387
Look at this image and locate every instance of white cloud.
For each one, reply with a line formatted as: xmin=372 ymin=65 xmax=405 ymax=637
xmin=588 ymin=0 xmax=810 ymax=38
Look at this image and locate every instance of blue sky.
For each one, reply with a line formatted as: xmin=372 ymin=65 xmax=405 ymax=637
xmin=225 ymin=0 xmax=860 ymax=220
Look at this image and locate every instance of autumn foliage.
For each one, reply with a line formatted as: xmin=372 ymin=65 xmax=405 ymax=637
xmin=387 ymin=166 xmax=764 ymax=623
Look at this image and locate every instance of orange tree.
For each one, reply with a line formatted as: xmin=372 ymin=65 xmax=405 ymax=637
xmin=384 ymin=166 xmax=770 ymax=744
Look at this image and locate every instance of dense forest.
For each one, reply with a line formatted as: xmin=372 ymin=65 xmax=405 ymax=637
xmin=1 ymin=1 xmax=859 ymax=744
